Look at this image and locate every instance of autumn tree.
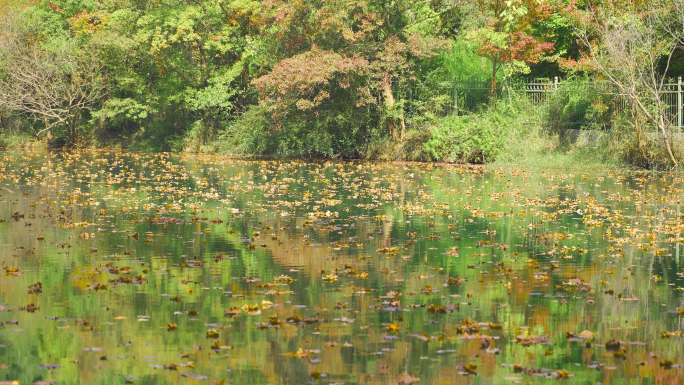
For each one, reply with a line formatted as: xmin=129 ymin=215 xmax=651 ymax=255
xmin=252 ymin=0 xmax=450 ymax=155
xmin=469 ymin=0 xmax=557 ymax=96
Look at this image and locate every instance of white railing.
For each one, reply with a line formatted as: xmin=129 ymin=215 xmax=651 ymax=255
xmin=525 ymin=77 xmax=560 ymax=104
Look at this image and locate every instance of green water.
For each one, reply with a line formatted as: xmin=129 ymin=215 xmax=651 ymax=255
xmin=0 ymin=150 xmax=682 ymax=385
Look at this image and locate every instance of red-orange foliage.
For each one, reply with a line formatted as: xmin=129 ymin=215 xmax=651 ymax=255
xmin=47 ymin=2 xmax=63 ymax=14
xmin=253 ymin=48 xmax=370 ymax=114
xmin=479 ymin=32 xmax=555 ymax=64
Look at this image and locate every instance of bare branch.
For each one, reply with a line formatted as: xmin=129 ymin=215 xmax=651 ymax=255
xmin=0 ymin=11 xmax=105 ymax=137
xmin=574 ymin=2 xmax=681 ymax=166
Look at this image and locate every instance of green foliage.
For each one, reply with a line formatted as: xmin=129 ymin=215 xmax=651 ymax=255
xmin=217 ymin=104 xmax=272 ymax=156
xmin=533 ymin=9 xmax=577 ymax=60
xmin=0 ymin=130 xmax=39 ymax=151
xmin=545 ymin=78 xmax=613 ymax=135
xmin=421 ymin=38 xmax=495 ymax=113
xmin=441 ymin=38 xmax=492 ymax=83
xmin=218 ymin=101 xmax=380 ymax=159
xmin=249 ymin=0 xmax=451 ymax=151
xmin=90 ymin=98 xmax=153 ymax=142
xmin=182 ymin=119 xmax=214 ymax=153
xmin=365 ymin=129 xmax=432 ymax=161
xmin=419 ymin=95 xmax=558 ymax=164
xmin=0 ymin=0 xmax=680 ymax=168
xmin=601 ymin=114 xmax=677 ymax=170
xmin=423 ymin=111 xmax=505 ymax=164
xmin=184 ymin=63 xmax=242 ymax=115
xmin=40 ymin=0 xmax=262 ymax=147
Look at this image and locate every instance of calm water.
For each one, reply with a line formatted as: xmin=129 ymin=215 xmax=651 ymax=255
xmin=0 ymin=150 xmax=682 ymax=385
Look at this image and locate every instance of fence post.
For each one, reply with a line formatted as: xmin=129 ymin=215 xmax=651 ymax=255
xmin=678 ymin=76 xmax=682 ymax=129
xmin=554 ymin=76 xmax=559 ymax=91
xmin=453 ymin=83 xmax=458 ymax=115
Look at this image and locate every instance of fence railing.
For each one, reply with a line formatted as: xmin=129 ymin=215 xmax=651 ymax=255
xmin=525 ymin=77 xmax=560 ymax=104
xmin=521 ymin=77 xmax=684 ymax=129
xmin=403 ymin=77 xmax=684 ymax=130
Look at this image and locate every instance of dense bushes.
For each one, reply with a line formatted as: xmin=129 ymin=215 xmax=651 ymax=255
xmin=423 ymin=115 xmax=503 ymax=163
xmin=0 ymin=0 xmax=570 ymax=156
xmin=420 ymin=96 xmax=548 ymax=164
xmin=545 ymin=78 xmax=613 ymax=135
xmin=216 ymin=104 xmax=381 ymax=159
xmin=1 ymin=1 xmax=683 ymax=168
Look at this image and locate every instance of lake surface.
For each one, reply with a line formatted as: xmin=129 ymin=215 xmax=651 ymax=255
xmin=0 ymin=150 xmax=682 ymax=385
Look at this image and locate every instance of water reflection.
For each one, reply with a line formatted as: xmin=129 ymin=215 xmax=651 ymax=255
xmin=0 ymin=150 xmax=682 ymax=385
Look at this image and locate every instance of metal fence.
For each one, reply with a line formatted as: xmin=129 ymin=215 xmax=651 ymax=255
xmin=652 ymin=81 xmax=682 ymax=128
xmin=402 ymin=77 xmax=684 ymax=130
xmin=443 ymin=78 xmax=563 ymax=115
xmin=524 ymin=77 xmax=560 ymax=104
xmin=521 ymin=77 xmax=684 ymax=129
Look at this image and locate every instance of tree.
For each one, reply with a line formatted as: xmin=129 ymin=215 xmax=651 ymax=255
xmin=469 ymin=0 xmax=557 ymax=96
xmin=574 ymin=0 xmax=684 ymax=167
xmin=53 ymin=0 xmax=264 ymax=147
xmin=0 ymin=11 xmax=105 ymax=141
xmin=252 ymin=0 xmax=449 ymax=153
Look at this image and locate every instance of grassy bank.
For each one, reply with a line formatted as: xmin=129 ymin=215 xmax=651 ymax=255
xmin=1 ymin=79 xmax=679 ymax=171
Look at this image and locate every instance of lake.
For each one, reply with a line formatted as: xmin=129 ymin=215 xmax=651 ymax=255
xmin=0 ymin=150 xmax=682 ymax=385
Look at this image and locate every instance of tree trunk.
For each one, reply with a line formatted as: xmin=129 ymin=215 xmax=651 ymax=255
xmin=658 ymin=114 xmax=678 ymax=167
xmin=382 ymin=73 xmax=405 ymax=140
xmin=490 ymin=60 xmax=498 ymax=98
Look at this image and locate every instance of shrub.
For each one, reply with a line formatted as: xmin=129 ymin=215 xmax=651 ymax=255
xmin=413 ymin=38 xmax=496 ymax=116
xmin=217 ymin=104 xmax=272 ymax=157
xmin=217 ymin=101 xmax=380 ymax=159
xmin=90 ymin=98 xmax=153 ymax=144
xmin=422 ymin=97 xmax=540 ymax=163
xmin=602 ymin=114 xmax=677 ymax=169
xmin=182 ymin=120 xmax=215 ymax=153
xmin=0 ymin=130 xmax=40 ymax=151
xmin=545 ymin=78 xmax=613 ymax=136
xmin=423 ymin=115 xmax=501 ymax=163
xmin=365 ymin=129 xmax=432 ymax=161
